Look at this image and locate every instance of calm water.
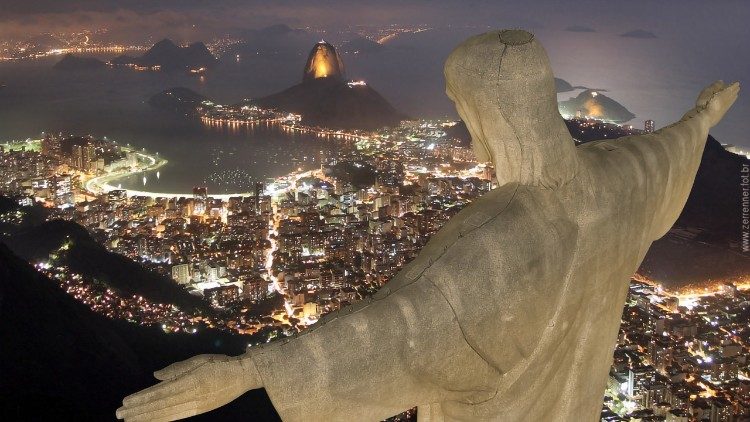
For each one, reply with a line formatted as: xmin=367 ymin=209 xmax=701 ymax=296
xmin=0 ymin=56 xmax=329 ymax=194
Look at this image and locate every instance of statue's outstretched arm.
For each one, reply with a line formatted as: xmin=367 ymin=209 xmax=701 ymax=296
xmin=593 ymin=81 xmax=739 ymax=240
xmin=117 ymin=277 xmax=499 ymax=421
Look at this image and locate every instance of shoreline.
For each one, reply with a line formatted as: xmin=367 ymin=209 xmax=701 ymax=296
xmin=86 ymin=147 xmax=318 ymax=200
xmin=1 ymin=137 xmax=317 ymax=200
xmin=85 ymin=148 xmax=261 ymax=199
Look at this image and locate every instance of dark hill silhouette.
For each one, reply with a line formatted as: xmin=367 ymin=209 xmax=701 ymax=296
xmin=0 ymin=242 xmax=280 ymax=421
xmin=638 ymin=231 xmax=750 ymax=287
xmin=111 ymin=39 xmax=216 ymax=71
xmin=675 ymin=135 xmax=750 ymax=241
xmin=227 ymin=24 xmax=317 ymax=59
xmin=255 ymin=77 xmax=406 ymax=130
xmin=341 ymin=36 xmax=385 ymax=54
xmin=110 ymin=54 xmax=137 ymax=65
xmin=554 ymin=77 xmax=574 ymax=93
xmin=148 ymin=86 xmax=208 ymax=113
xmin=6 ymin=219 xmax=207 ymax=311
xmin=53 ymin=54 xmax=106 ymax=71
xmin=0 ymin=196 xmax=48 ymax=231
xmin=637 ymin=135 xmax=750 ymax=287
xmin=0 ymin=242 xmax=145 ymax=420
xmin=140 ymin=39 xmax=182 ymax=63
xmin=558 ymin=89 xmax=635 ymax=123
xmin=252 ymin=41 xmax=406 ymax=130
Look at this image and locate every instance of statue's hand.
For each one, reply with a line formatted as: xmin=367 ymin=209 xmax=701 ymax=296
xmin=696 ymin=80 xmax=740 ymax=127
xmin=116 ymin=354 xmax=261 ymax=422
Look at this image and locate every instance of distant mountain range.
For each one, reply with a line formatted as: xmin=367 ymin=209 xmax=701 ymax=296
xmin=53 ymin=53 xmax=107 ymax=71
xmin=111 ymin=39 xmax=217 ymax=71
xmin=555 ymin=78 xmax=575 ymax=93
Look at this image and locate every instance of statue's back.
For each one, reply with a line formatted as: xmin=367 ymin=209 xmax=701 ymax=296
xmin=412 ymin=141 xmax=673 ymax=420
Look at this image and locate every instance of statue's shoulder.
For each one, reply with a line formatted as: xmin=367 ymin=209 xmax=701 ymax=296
xmin=382 ymin=183 xmax=520 ymax=293
xmin=424 ymin=184 xmax=578 ymax=280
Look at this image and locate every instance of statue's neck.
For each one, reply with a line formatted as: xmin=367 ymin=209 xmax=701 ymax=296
xmin=491 ymin=113 xmax=579 ymax=189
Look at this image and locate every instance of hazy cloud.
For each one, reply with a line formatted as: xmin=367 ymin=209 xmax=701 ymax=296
xmin=620 ymin=29 xmax=658 ymax=39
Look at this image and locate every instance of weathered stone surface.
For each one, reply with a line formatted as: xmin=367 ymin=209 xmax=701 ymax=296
xmin=116 ymin=29 xmax=739 ymax=422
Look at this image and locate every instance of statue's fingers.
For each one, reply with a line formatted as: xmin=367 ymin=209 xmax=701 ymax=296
xmin=697 ymin=80 xmax=725 ymax=106
xmin=117 ymin=389 xmax=196 ymax=420
xmin=126 ymin=403 xmax=198 ymax=422
xmin=122 ymin=375 xmax=197 ymax=407
xmin=727 ymin=81 xmax=740 ymax=95
xmin=728 ymin=83 xmax=740 ymax=105
xmin=714 ymin=82 xmax=740 ymax=107
xmin=717 ymin=81 xmax=739 ymax=95
xmin=706 ymin=80 xmax=725 ymax=93
xmin=121 ymin=400 xmax=198 ymax=422
xmin=154 ymin=355 xmax=212 ymax=381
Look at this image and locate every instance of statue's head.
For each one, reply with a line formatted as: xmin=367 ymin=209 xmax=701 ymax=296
xmin=445 ymin=29 xmax=578 ymax=188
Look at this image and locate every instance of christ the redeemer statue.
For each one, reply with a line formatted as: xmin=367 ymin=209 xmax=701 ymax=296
xmin=117 ymin=29 xmax=739 ymax=422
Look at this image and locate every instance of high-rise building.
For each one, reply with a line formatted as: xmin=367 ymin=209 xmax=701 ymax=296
xmin=645 ymin=119 xmax=655 ymax=133
xmin=206 ymin=264 xmax=219 ymax=281
xmin=254 ymin=181 xmax=264 ymax=212
xmin=242 ymin=277 xmax=266 ymax=301
xmin=51 ymin=174 xmax=73 ymax=206
xmin=204 ymin=285 xmax=239 ymax=307
xmin=136 ymin=237 xmax=149 ymax=258
xmin=627 ymin=365 xmax=655 ymax=398
xmin=666 ymin=409 xmax=689 ymax=422
xmin=193 ymin=186 xmax=208 ymax=199
xmin=41 ymin=134 xmax=61 ymax=157
xmin=193 ymin=186 xmax=208 ymax=215
xmin=71 ymin=143 xmax=96 ymax=172
xmin=171 ymin=263 xmax=191 ymax=284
